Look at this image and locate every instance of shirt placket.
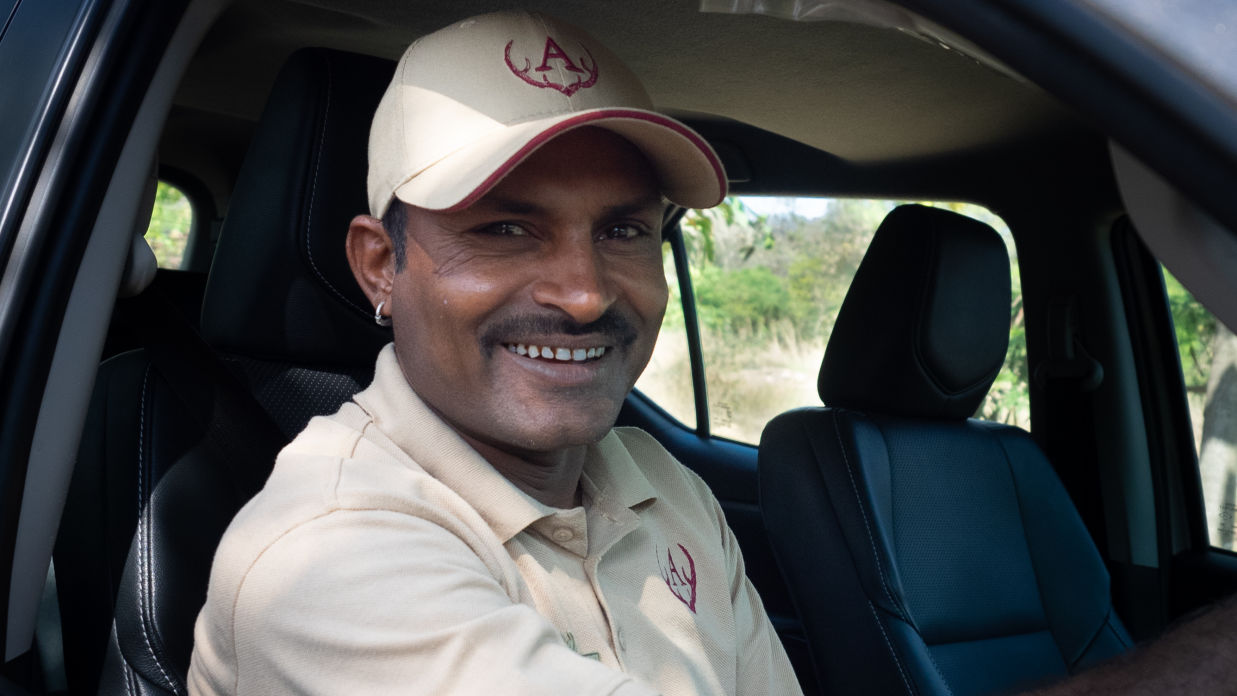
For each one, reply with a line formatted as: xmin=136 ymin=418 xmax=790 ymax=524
xmin=525 ymin=508 xmax=621 ymax=665
xmin=582 ymin=496 xmax=642 ymax=668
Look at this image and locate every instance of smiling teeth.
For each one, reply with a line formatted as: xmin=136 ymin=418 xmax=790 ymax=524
xmin=507 ymin=344 xmax=607 ymax=362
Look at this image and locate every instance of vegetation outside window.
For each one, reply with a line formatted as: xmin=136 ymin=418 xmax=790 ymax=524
xmin=637 ymin=240 xmax=696 ymax=430
xmin=145 ymin=181 xmax=194 ymax=269
xmin=1164 ymin=269 xmax=1237 ymax=552
xmin=637 ymin=196 xmax=1025 ymax=445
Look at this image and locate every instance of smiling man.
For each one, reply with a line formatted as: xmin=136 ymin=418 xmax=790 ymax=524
xmin=188 ymin=10 xmax=801 ymax=696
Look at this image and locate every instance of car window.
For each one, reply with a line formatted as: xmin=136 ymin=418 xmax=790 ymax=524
xmin=1164 ymin=267 xmax=1237 ymax=552
xmin=637 ymin=196 xmax=1023 ymax=445
xmin=144 ymin=180 xmax=194 ymax=269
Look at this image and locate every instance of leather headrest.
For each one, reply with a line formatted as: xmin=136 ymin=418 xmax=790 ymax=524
xmin=819 ymin=204 xmax=1010 ymax=420
xmin=119 ymin=163 xmax=159 ymax=298
xmin=200 ymin=48 xmax=395 ymax=368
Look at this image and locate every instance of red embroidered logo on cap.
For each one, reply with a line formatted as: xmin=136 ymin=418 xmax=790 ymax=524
xmin=658 ymin=544 xmax=697 ymax=613
xmin=504 ymin=36 xmax=598 ymax=96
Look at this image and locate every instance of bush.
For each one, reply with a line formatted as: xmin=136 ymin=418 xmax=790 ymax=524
xmin=692 ymin=265 xmax=791 ymax=337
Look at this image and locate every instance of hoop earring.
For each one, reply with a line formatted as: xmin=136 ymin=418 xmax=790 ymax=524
xmin=374 ymin=300 xmax=392 ymax=327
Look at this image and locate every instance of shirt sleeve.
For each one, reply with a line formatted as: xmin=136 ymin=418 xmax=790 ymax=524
xmin=718 ymin=503 xmax=806 ymax=696
xmin=190 ymin=508 xmax=660 ymax=696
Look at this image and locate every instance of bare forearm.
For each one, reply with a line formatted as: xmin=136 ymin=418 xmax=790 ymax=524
xmin=1024 ymin=597 xmax=1237 ymax=695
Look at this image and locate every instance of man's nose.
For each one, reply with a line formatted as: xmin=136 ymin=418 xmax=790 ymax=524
xmin=530 ymin=237 xmax=616 ymax=324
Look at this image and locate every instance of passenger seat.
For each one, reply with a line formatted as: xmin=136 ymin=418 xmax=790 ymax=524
xmin=758 ymin=205 xmax=1131 ymax=696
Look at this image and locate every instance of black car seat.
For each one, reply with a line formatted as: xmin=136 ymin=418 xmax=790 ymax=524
xmin=55 ymin=48 xmax=395 ymax=695
xmin=758 ymin=205 xmax=1132 ymax=696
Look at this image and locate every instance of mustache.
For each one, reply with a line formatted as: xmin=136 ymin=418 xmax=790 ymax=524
xmin=479 ymin=309 xmax=639 ymax=349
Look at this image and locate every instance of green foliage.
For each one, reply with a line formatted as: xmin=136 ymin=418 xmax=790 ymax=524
xmin=679 ymin=197 xmax=770 ymax=267
xmin=693 ymin=265 xmax=790 ymax=335
xmin=782 ymin=199 xmax=886 ymax=339
xmin=1165 ymin=270 xmax=1217 ymax=391
xmin=145 ymin=182 xmax=193 ymax=269
xmin=661 ymin=253 xmax=685 ymax=330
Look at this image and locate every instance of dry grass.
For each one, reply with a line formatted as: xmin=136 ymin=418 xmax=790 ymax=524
xmin=637 ymin=323 xmax=824 ymax=444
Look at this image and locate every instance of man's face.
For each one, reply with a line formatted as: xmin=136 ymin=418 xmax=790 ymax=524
xmin=388 ymin=127 xmax=668 ymax=457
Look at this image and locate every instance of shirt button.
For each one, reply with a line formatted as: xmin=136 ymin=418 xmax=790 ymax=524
xmin=616 ymin=629 xmax=627 ymax=651
xmin=552 ymin=528 xmax=574 ymax=542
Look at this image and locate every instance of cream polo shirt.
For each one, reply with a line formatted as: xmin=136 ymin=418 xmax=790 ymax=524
xmin=188 ymin=344 xmax=802 ymax=696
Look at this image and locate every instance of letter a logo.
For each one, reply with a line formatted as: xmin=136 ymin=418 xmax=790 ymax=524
xmin=657 ymin=544 xmax=698 ymax=613
xmin=504 ymin=36 xmax=599 ymax=96
xmin=536 ymin=37 xmax=584 ymax=73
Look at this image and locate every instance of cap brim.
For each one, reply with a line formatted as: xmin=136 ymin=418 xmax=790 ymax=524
xmin=391 ymin=108 xmax=727 ymax=212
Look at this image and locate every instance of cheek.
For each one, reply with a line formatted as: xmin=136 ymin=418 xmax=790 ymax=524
xmin=390 ymin=272 xmax=497 ymax=397
xmin=399 ymin=250 xmax=505 ymax=319
xmin=390 ymin=260 xmax=523 ymax=364
xmin=426 ymin=272 xmax=517 ymax=334
xmin=621 ymin=257 xmax=669 ymax=326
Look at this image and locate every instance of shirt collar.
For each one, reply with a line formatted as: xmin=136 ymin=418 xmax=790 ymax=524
xmin=584 ymin=431 xmax=658 ymax=512
xmin=354 ymin=344 xmax=546 ymax=542
xmin=353 ymin=344 xmax=656 ymax=542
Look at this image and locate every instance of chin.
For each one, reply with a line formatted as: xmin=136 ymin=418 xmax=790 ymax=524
xmin=524 ymin=421 xmax=615 ymax=451
xmin=497 ymin=407 xmax=620 ymax=453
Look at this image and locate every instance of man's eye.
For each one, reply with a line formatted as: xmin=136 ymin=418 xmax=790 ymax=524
xmin=600 ymin=224 xmax=645 ymax=241
xmin=482 ymin=222 xmax=528 ymax=236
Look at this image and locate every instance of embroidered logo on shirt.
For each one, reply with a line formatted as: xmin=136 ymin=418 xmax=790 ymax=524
xmin=562 ymin=631 xmax=600 ymax=661
xmin=657 ymin=543 xmax=698 ymax=613
xmin=504 ymin=36 xmax=599 ymax=96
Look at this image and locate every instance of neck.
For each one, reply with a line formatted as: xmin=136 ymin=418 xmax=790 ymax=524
xmin=460 ymin=434 xmax=587 ymax=509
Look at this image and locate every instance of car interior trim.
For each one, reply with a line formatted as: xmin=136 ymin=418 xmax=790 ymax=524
xmin=665 ymin=215 xmax=710 ymax=436
xmin=4 ymin=0 xmax=224 ymax=660
xmin=0 ymin=0 xmax=103 ymax=364
xmin=905 ymin=0 xmax=1237 ymax=234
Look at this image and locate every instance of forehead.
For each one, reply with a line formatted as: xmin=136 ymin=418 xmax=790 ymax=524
xmin=477 ymin=127 xmax=662 ymax=209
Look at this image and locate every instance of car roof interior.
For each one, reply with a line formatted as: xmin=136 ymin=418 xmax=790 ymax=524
xmin=165 ymin=0 xmax=1109 ymax=233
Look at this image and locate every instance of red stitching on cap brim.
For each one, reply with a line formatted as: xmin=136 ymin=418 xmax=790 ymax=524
xmin=439 ymin=109 xmax=726 ymax=212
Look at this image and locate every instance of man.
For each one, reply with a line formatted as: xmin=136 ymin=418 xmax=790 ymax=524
xmin=188 ymin=10 xmax=800 ymax=695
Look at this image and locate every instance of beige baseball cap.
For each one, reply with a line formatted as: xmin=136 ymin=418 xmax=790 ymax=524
xmin=367 ymin=10 xmax=727 ymax=217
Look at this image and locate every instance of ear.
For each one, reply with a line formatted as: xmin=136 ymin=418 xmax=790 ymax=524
xmin=346 ymin=214 xmax=395 ymax=309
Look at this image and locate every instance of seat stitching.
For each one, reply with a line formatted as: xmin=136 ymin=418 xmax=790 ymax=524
xmin=113 ymin=619 xmax=137 ymax=696
xmin=124 ymin=652 xmax=137 ymax=696
xmin=1109 ymin=612 xmax=1132 ymax=649
xmin=868 ymin=600 xmax=915 ymax=695
xmin=921 ymin=642 xmax=956 ymax=696
xmin=1069 ymin=607 xmax=1129 ymax=670
xmin=135 ymin=366 xmax=177 ymax=689
xmin=831 ymin=412 xmax=898 ymax=610
xmin=302 ymin=55 xmax=367 ymax=315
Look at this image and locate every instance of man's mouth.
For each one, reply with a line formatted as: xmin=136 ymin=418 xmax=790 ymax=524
xmin=504 ymin=343 xmax=608 ymax=362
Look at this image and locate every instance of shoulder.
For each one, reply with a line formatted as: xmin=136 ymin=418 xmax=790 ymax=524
xmin=607 ymin=426 xmax=722 ymax=518
xmin=198 ymin=403 xmax=519 ymax=634
xmin=192 ymin=391 xmax=538 ymax=691
xmin=191 ymin=505 xmax=525 ymax=695
xmin=231 ymin=400 xmax=487 ymax=532
xmin=610 ymin=425 xmax=711 ymax=485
